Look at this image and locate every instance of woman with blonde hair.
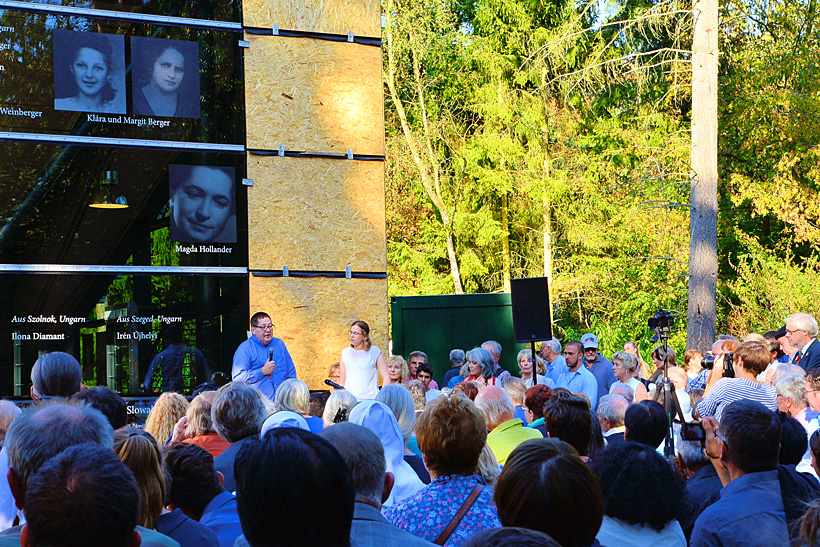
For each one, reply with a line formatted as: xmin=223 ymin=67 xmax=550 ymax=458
xmin=610 ymin=351 xmax=648 ymax=402
xmin=144 ymin=392 xmax=188 ymax=445
xmin=517 ymin=349 xmax=548 ymax=388
xmin=274 ymin=378 xmax=324 ymax=433
xmin=386 ymin=355 xmax=410 ymax=384
xmin=326 ymin=362 xmax=341 ymax=389
xmin=114 ymin=427 xmax=219 ymax=547
xmin=624 ymin=341 xmax=652 ymax=379
xmin=176 ymin=390 xmax=230 ymax=457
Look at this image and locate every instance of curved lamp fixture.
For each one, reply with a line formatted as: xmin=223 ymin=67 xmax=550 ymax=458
xmin=89 ymin=171 xmax=128 ymax=209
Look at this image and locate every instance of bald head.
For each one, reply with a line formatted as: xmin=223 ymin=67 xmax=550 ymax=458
xmin=667 ymin=366 xmax=689 ymax=391
xmin=320 ymin=422 xmax=389 ymax=506
xmin=610 ymin=384 xmax=634 ymax=404
xmin=475 ymin=386 xmax=514 ymax=430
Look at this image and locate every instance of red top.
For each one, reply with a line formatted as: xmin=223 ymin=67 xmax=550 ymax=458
xmin=182 ymin=433 xmax=231 ymax=458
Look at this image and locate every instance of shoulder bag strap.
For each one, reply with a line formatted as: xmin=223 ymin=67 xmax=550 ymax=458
xmin=434 ymin=483 xmax=484 ymax=546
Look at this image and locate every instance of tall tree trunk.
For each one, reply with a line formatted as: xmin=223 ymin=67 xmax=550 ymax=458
xmin=687 ymin=0 xmax=719 ymax=352
xmin=543 ymin=158 xmax=554 ymax=325
xmin=501 ymin=193 xmax=511 ymax=291
xmin=543 ymin=192 xmax=554 ymax=324
xmin=384 ymin=0 xmax=464 ymax=293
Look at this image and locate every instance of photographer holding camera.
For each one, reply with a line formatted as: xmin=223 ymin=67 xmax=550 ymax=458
xmin=694 ymin=341 xmax=778 ymax=422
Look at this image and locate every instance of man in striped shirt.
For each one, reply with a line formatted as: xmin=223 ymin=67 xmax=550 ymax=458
xmin=695 ymin=341 xmax=777 ymax=422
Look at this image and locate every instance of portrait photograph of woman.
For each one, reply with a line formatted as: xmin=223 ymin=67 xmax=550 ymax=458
xmin=131 ymin=37 xmax=201 ymax=119
xmin=168 ymin=164 xmax=236 ymax=243
xmin=52 ymin=30 xmax=126 ymax=114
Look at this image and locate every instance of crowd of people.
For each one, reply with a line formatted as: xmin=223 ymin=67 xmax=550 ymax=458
xmin=3 ymin=311 xmax=820 ymax=546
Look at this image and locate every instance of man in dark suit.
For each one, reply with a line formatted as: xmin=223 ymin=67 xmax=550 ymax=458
xmin=321 ymin=423 xmax=435 ymax=547
xmin=784 ymin=313 xmax=820 ymax=371
xmin=597 ymin=394 xmax=628 ymax=446
xmin=676 ymin=438 xmax=722 ymax=541
xmin=211 ymin=382 xmax=267 ymax=493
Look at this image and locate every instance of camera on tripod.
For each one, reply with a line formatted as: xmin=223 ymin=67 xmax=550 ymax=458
xmin=648 ymin=310 xmax=674 ymax=335
xmin=701 ymin=353 xmax=735 ymax=378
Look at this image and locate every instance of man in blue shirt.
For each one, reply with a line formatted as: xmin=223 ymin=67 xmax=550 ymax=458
xmin=555 ymin=340 xmax=599 ymax=410
xmin=231 ymin=311 xmax=296 ymax=400
xmin=539 ymin=337 xmax=568 ymax=384
xmin=691 ymin=400 xmax=788 ymax=546
xmin=580 ymin=333 xmax=617 ymax=403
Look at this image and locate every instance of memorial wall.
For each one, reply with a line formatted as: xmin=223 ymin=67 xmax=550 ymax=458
xmin=0 ymin=0 xmax=386 ymax=395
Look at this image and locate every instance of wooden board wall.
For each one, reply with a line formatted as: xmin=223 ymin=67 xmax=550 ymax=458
xmin=245 ymin=36 xmax=384 ymax=156
xmin=247 ymin=156 xmax=386 ymax=272
xmin=243 ymin=0 xmax=381 ymax=37
xmin=249 ymin=276 xmax=389 ymax=388
xmin=243 ymin=4 xmax=386 ymax=389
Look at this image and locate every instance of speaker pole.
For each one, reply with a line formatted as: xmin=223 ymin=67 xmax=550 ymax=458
xmin=530 ymin=341 xmax=538 ymax=387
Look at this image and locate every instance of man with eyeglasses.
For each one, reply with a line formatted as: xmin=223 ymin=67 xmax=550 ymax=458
xmin=231 ymin=311 xmax=296 ymax=399
xmin=784 ymin=313 xmax=820 ymax=371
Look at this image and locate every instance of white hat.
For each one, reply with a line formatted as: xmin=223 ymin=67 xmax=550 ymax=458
xmin=581 ymin=333 xmax=599 ymax=349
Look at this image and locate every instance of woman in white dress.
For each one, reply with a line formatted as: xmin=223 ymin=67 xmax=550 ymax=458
xmin=339 ymin=320 xmax=390 ymax=400
xmin=610 ymin=351 xmax=648 ymax=402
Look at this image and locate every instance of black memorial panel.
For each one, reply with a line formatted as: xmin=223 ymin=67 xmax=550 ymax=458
xmin=0 ymin=10 xmax=244 ymax=144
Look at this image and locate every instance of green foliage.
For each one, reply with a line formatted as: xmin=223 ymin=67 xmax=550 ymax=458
xmin=385 ymin=0 xmax=693 ymax=343
xmin=385 ymin=0 xmax=820 ymax=346
xmin=725 ymin=237 xmax=820 ymax=335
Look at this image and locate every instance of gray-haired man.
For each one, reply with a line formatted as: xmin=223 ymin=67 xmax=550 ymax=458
xmin=321 ymin=423 xmax=434 ymax=546
xmin=0 ymin=401 xmax=179 ymax=546
xmin=443 ymin=349 xmax=465 ymax=388
xmin=539 ymin=337 xmax=568 ymax=384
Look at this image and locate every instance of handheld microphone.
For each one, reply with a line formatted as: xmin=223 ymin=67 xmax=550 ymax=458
xmin=324 ymin=379 xmax=344 ymax=390
xmin=269 ymin=347 xmax=274 ymax=361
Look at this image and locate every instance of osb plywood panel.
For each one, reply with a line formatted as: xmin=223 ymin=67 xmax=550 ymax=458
xmin=247 ymin=156 xmax=386 ymax=272
xmin=245 ymin=36 xmax=384 ymax=155
xmin=250 ymin=276 xmax=389 ymax=389
xmin=243 ymin=0 xmax=381 ymax=38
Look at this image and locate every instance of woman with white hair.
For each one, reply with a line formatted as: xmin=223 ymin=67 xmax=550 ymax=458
xmin=350 ymin=400 xmax=424 ymax=507
xmin=377 ymin=385 xmax=431 ymax=483
xmin=465 ymin=347 xmax=498 ymax=387
xmin=610 ymin=351 xmax=648 ymax=402
xmin=275 ymin=379 xmax=323 ymax=433
xmin=776 ymin=372 xmax=812 ymax=428
xmin=322 ymin=389 xmax=358 ymax=428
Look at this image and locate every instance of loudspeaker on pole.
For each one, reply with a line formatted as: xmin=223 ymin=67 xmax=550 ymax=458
xmin=510 ymin=277 xmax=552 ymax=343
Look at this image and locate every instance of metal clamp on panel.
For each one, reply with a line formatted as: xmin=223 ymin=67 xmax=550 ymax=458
xmin=347 ymin=31 xmax=354 ymax=42
xmin=345 ymin=266 xmax=352 ymax=279
xmin=282 ymin=266 xmax=289 ymax=277
xmin=238 ymin=39 xmax=250 ymax=48
xmin=242 ymin=178 xmax=254 ymax=186
xmin=347 ymin=149 xmax=353 ymax=160
xmin=278 ymin=145 xmax=285 ymax=157
xmin=272 ymin=24 xmax=279 ymax=35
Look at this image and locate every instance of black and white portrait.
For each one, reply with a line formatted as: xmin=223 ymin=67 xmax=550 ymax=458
xmin=53 ymin=30 xmax=127 ymax=114
xmin=131 ymin=37 xmax=201 ymax=119
xmin=169 ymin=165 xmax=236 ymax=243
